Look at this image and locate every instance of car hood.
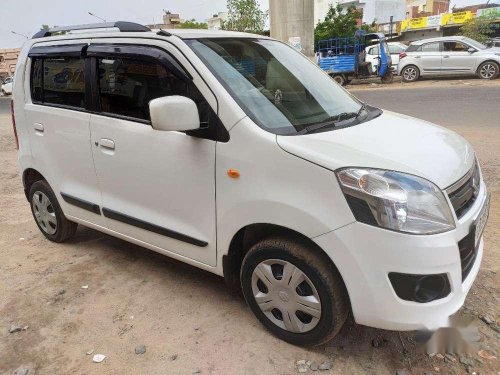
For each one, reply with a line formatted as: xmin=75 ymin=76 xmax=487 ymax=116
xmin=276 ymin=111 xmax=474 ymax=189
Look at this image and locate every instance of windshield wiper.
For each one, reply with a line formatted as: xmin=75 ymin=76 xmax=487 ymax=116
xmin=296 ymin=105 xmax=366 ymax=135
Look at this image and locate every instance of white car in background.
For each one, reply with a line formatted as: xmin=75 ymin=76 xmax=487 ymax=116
xmin=366 ymin=42 xmax=407 ymax=73
xmin=1 ymin=76 xmax=14 ymax=95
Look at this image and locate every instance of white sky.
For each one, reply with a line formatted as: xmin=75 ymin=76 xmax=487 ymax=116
xmin=0 ymin=0 xmax=488 ymax=49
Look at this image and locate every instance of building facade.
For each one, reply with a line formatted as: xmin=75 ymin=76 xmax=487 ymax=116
xmin=405 ymin=0 xmax=450 ymax=18
xmin=337 ymin=0 xmax=406 ymax=24
xmin=207 ymin=12 xmax=228 ymax=30
xmin=0 ymin=48 xmax=20 ymax=80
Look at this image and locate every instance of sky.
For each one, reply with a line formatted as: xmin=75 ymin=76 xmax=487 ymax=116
xmin=0 ymin=0 xmax=489 ymax=49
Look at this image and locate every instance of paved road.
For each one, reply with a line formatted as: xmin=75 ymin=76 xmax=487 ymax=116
xmin=0 ymin=97 xmax=10 ymax=115
xmin=352 ymin=84 xmax=500 ymax=127
xmin=3 ymin=84 xmax=500 ymax=125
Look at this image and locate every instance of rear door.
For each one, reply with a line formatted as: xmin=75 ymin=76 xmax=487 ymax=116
xmin=24 ymin=41 xmax=105 ymax=226
xmin=416 ymin=42 xmax=442 ymax=74
xmin=441 ymin=41 xmax=478 ymax=74
xmin=87 ymin=38 xmax=222 ymax=266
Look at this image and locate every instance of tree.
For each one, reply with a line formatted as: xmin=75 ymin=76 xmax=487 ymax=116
xmin=458 ymin=16 xmax=494 ymax=44
xmin=314 ymin=4 xmax=363 ymax=46
xmin=179 ymin=19 xmax=208 ymax=29
xmin=222 ymin=0 xmax=268 ymax=33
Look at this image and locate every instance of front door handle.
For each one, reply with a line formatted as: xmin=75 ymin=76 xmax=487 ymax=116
xmin=443 ymin=55 xmax=450 ymax=58
xmin=100 ymin=138 xmax=115 ymax=150
xmin=34 ymin=123 xmax=44 ymax=135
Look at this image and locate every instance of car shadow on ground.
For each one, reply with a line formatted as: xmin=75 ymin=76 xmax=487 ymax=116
xmin=66 ymin=225 xmax=428 ymax=373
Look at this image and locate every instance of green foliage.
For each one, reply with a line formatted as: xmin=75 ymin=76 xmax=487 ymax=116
xmin=360 ymin=20 xmax=377 ymax=33
xmin=314 ymin=4 xmax=363 ymax=46
xmin=179 ymin=19 xmax=208 ymax=29
xmin=458 ymin=16 xmax=494 ymax=44
xmin=222 ymin=0 xmax=268 ymax=33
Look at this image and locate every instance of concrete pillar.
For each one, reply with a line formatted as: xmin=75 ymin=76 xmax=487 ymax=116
xmin=269 ymin=0 xmax=315 ymax=58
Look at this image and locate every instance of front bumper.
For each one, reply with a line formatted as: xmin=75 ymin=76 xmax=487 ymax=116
xmin=314 ymin=182 xmax=488 ymax=331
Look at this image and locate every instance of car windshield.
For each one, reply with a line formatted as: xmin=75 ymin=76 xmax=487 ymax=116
xmin=186 ymin=38 xmax=363 ymax=135
xmin=463 ymin=37 xmax=487 ymax=50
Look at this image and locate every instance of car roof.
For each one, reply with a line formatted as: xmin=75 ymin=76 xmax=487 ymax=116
xmin=166 ymin=29 xmax=268 ymax=39
xmin=410 ymin=36 xmax=468 ymax=45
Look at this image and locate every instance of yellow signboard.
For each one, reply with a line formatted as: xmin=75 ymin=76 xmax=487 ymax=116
xmin=443 ymin=11 xmax=473 ymax=25
xmin=409 ymin=17 xmax=427 ymax=29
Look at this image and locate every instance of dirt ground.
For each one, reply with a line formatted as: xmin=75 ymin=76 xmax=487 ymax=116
xmin=0 ymin=82 xmax=499 ymax=375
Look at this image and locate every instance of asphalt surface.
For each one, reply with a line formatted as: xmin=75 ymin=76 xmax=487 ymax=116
xmin=0 ymin=97 xmax=10 ymax=115
xmin=351 ymin=84 xmax=500 ymax=127
xmin=2 ymin=83 xmax=500 ymax=125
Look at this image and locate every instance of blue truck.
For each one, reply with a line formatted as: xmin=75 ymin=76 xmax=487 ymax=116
xmin=317 ymin=31 xmax=393 ymax=85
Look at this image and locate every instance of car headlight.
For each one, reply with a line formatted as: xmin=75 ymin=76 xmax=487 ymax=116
xmin=336 ymin=168 xmax=455 ymax=234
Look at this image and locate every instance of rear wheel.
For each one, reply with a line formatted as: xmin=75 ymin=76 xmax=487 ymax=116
xmin=381 ymin=71 xmax=394 ymax=84
xmin=477 ymin=61 xmax=499 ymax=80
xmin=331 ymin=74 xmax=346 ymax=86
xmin=401 ymin=65 xmax=420 ymax=82
xmin=241 ymin=236 xmax=349 ymax=346
xmin=29 ymin=180 xmax=77 ymax=242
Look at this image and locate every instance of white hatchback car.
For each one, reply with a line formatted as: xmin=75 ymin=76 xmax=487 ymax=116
xmin=12 ymin=22 xmax=489 ymax=346
xmin=366 ymin=42 xmax=407 ymax=73
xmin=398 ymin=36 xmax=500 ymax=82
xmin=1 ymin=76 xmax=14 ymax=95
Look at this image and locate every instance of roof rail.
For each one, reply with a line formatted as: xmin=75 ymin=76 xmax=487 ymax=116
xmin=32 ymin=21 xmax=150 ymax=39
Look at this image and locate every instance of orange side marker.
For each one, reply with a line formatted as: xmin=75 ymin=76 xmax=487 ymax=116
xmin=227 ymin=169 xmax=240 ymax=179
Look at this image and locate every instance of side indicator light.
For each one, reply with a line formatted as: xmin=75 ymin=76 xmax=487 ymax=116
xmin=227 ymin=169 xmax=240 ymax=179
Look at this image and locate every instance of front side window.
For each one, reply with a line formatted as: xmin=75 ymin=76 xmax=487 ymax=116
xmin=369 ymin=46 xmax=379 ymax=55
xmin=97 ymin=57 xmax=209 ymax=125
xmin=443 ymin=42 xmax=469 ymax=52
xmin=187 ymin=38 xmax=364 ymax=135
xmin=33 ymin=57 xmax=86 ymax=108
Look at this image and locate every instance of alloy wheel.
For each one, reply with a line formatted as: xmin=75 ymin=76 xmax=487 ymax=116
xmin=403 ymin=67 xmax=417 ymax=81
xmin=251 ymin=259 xmax=321 ymax=333
xmin=479 ymin=63 xmax=496 ymax=79
xmin=32 ymin=191 xmax=57 ymax=235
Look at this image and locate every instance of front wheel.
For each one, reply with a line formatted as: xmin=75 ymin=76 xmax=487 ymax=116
xmin=401 ymin=65 xmax=420 ymax=82
xmin=241 ymin=237 xmax=349 ymax=346
xmin=477 ymin=61 xmax=499 ymax=80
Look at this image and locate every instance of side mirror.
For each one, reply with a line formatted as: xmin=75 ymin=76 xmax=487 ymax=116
xmin=149 ymin=96 xmax=200 ymax=132
xmin=468 ymin=47 xmax=477 ymax=53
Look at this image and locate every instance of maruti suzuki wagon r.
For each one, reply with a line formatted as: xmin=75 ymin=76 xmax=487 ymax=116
xmin=11 ymin=22 xmax=489 ymax=346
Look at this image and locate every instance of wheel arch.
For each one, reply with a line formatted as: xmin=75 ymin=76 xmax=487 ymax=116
xmin=476 ymin=59 xmax=500 ymax=73
xmin=22 ymin=168 xmax=47 ymax=200
xmin=222 ymin=223 xmax=349 ymax=304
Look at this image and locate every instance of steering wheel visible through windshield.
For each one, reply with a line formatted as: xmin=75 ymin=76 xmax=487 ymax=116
xmin=186 ymin=38 xmax=367 ymax=135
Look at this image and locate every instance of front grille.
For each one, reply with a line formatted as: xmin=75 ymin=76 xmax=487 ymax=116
xmin=458 ymin=231 xmax=477 ymax=281
xmin=447 ymin=161 xmax=480 ymax=219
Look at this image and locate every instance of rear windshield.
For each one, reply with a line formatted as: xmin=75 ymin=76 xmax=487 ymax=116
xmin=186 ymin=38 xmax=365 ymax=135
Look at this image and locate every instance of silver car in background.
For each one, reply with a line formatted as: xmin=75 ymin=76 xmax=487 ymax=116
xmin=398 ymin=36 xmax=500 ymax=82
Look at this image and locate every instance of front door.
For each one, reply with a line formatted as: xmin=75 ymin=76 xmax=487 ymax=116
xmin=441 ymin=41 xmax=478 ymax=74
xmin=88 ymin=40 xmax=219 ymax=266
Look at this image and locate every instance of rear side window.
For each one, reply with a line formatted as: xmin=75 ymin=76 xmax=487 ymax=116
xmin=31 ymin=57 xmax=86 ymax=108
xmin=97 ymin=57 xmax=209 ymax=125
xmin=406 ymin=44 xmax=419 ymax=52
xmin=417 ymin=42 xmax=441 ymax=52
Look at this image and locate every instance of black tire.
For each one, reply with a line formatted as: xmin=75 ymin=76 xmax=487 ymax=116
xmin=477 ymin=61 xmax=499 ymax=80
xmin=401 ymin=65 xmax=420 ymax=82
xmin=331 ymin=74 xmax=346 ymax=86
xmin=241 ymin=236 xmax=349 ymax=346
xmin=381 ymin=70 xmax=394 ymax=84
xmin=29 ymin=180 xmax=77 ymax=242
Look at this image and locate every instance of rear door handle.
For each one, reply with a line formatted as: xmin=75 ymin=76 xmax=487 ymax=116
xmin=415 ymin=56 xmax=421 ymax=59
xmin=100 ymin=138 xmax=115 ymax=150
xmin=443 ymin=55 xmax=450 ymax=58
xmin=34 ymin=123 xmax=44 ymax=135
